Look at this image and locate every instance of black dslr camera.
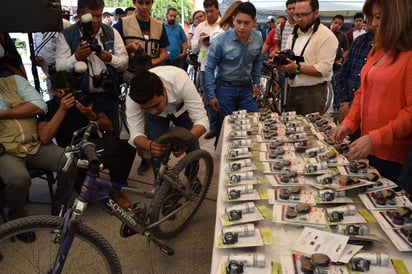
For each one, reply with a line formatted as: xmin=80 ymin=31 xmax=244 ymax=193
xmin=80 ymin=14 xmax=102 ymax=53
xmin=69 ymin=90 xmax=92 ymax=107
xmin=92 ymin=69 xmax=113 ymax=92
xmin=272 ymin=49 xmax=305 ymax=79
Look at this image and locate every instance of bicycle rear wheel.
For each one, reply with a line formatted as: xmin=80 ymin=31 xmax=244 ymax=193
xmin=0 ymin=215 xmax=122 ymax=274
xmin=149 ymin=149 xmax=213 ymax=239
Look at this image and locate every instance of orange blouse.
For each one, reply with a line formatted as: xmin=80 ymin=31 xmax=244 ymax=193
xmin=342 ymin=48 xmax=412 ymax=164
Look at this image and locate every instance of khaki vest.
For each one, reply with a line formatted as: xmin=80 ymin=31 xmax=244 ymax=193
xmin=122 ymin=16 xmax=163 ymax=58
xmin=0 ymin=76 xmax=41 ymax=157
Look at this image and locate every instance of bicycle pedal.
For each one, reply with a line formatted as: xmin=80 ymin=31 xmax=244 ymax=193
xmin=119 ymin=223 xmax=138 ymax=238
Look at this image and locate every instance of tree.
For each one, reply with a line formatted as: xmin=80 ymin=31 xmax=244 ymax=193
xmin=152 ymin=0 xmax=193 ymax=24
xmin=103 ymin=0 xmax=194 ymax=24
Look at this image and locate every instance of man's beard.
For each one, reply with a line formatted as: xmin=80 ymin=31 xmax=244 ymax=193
xmin=299 ymin=21 xmax=315 ymax=32
xmin=167 ymin=19 xmax=175 ymax=25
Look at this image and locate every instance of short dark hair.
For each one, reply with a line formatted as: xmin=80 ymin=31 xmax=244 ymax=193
xmin=192 ymin=10 xmax=205 ymax=21
xmin=167 ymin=7 xmax=178 ymax=15
xmin=296 ymin=0 xmax=319 ymax=11
xmin=332 ymin=14 xmax=344 ymax=22
xmin=286 ymin=0 xmax=297 ymax=7
xmin=353 ymin=12 xmax=364 ymax=20
xmin=203 ymin=0 xmax=219 ymax=9
xmin=77 ymin=0 xmax=104 ymax=13
xmin=125 ymin=7 xmax=136 ymax=13
xmin=233 ymin=2 xmax=256 ymax=19
xmin=129 ymin=71 xmax=164 ymax=104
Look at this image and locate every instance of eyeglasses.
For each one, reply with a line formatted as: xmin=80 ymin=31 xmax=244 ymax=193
xmin=293 ymin=10 xmax=314 ymax=20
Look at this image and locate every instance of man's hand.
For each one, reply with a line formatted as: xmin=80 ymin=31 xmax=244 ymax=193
xmin=75 ymin=100 xmax=94 ymax=118
xmin=149 ymin=141 xmax=167 ymax=157
xmin=75 ymin=41 xmax=92 ymax=61
xmin=277 ymin=58 xmax=297 ymax=74
xmin=209 ymin=98 xmax=219 ymax=111
xmin=253 ymin=85 xmax=261 ymax=99
xmin=59 ymin=93 xmax=76 ymax=112
xmin=96 ymin=49 xmax=113 ymax=63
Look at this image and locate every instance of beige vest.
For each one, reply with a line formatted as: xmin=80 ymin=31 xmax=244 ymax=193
xmin=0 ymin=76 xmax=41 ymax=157
xmin=122 ymin=15 xmax=163 ymax=58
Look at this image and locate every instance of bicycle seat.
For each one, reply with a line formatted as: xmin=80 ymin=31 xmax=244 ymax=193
xmin=155 ymin=126 xmax=194 ymax=146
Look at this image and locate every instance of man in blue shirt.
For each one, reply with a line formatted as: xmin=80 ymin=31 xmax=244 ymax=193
xmin=164 ymin=7 xmax=188 ymax=69
xmin=333 ymin=25 xmax=375 ymax=122
xmin=205 ymin=2 xmax=262 ymax=139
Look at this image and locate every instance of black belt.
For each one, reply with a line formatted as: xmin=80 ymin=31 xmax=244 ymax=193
xmin=217 ymin=79 xmax=251 ymax=87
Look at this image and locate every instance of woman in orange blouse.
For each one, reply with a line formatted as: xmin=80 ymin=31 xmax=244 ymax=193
xmin=332 ymin=0 xmax=412 ymax=182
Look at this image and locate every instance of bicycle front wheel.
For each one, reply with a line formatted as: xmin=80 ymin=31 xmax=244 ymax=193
xmin=149 ymin=149 xmax=213 ymax=239
xmin=0 ymin=215 xmax=122 ymax=274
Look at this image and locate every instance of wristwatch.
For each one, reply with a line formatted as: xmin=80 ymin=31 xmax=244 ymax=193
xmin=295 ymin=63 xmax=301 ymax=75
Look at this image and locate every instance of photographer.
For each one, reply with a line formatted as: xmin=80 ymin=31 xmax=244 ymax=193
xmin=276 ymin=0 xmax=337 ymax=115
xmin=38 ymin=71 xmax=135 ymax=193
xmin=56 ymin=0 xmax=128 ymax=138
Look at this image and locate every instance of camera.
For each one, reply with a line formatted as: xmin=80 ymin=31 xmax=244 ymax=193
xmin=66 ymin=89 xmax=92 ymax=107
xmin=273 ymin=49 xmax=297 ymax=66
xmin=272 ymin=49 xmax=304 ymax=79
xmin=80 ymin=13 xmax=102 ymax=53
xmin=92 ymin=69 xmax=113 ymax=92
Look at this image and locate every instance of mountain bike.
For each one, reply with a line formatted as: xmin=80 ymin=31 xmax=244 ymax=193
xmin=0 ymin=121 xmax=213 ymax=273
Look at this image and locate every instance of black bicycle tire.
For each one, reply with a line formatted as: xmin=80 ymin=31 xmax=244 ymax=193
xmin=149 ymin=149 xmax=213 ymax=239
xmin=0 ymin=215 xmax=122 ymax=274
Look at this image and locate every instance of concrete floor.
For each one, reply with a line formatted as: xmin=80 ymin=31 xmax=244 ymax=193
xmin=24 ymin=136 xmax=219 ymax=274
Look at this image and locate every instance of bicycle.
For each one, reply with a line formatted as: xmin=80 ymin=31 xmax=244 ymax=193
xmin=0 ymin=121 xmax=213 ymax=273
xmin=257 ymin=61 xmax=283 ymax=114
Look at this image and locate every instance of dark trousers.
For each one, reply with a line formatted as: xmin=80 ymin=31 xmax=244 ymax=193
xmin=287 ymin=82 xmax=327 ymax=115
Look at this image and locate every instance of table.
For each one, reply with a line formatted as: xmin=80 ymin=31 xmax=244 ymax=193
xmin=210 ymin=113 xmax=412 ymax=274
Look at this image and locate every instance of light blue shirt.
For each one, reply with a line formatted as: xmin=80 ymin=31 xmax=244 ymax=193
xmin=204 ymin=28 xmax=263 ymax=99
xmin=164 ymin=23 xmax=188 ymax=60
xmin=0 ymin=75 xmax=47 ymax=113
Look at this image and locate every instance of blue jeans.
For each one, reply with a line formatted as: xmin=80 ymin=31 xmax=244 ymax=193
xmin=144 ymin=111 xmax=200 ymax=180
xmin=200 ymin=71 xmax=217 ymax=132
xmin=216 ymin=80 xmax=257 ymax=127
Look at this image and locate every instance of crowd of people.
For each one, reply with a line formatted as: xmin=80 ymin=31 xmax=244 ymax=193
xmin=1 ymin=0 xmax=412 ymax=243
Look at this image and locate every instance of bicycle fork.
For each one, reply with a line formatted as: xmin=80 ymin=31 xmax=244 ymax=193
xmin=49 ymin=200 xmax=87 ymax=274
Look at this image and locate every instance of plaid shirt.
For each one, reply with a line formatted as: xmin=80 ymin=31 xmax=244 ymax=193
xmin=334 ymin=31 xmax=374 ymax=104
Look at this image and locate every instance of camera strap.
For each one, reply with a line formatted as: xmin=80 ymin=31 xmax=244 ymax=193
xmin=291 ymin=19 xmax=320 ymax=62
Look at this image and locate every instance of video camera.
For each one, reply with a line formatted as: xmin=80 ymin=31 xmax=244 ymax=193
xmin=80 ymin=13 xmax=102 ymax=53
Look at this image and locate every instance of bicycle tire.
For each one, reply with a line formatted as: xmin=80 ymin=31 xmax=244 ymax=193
xmin=149 ymin=149 xmax=213 ymax=239
xmin=322 ymin=81 xmax=334 ymax=114
xmin=0 ymin=215 xmax=122 ymax=274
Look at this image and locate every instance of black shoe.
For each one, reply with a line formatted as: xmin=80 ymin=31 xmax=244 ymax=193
xmin=189 ymin=178 xmax=202 ymax=194
xmin=204 ymin=131 xmax=216 ymax=139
